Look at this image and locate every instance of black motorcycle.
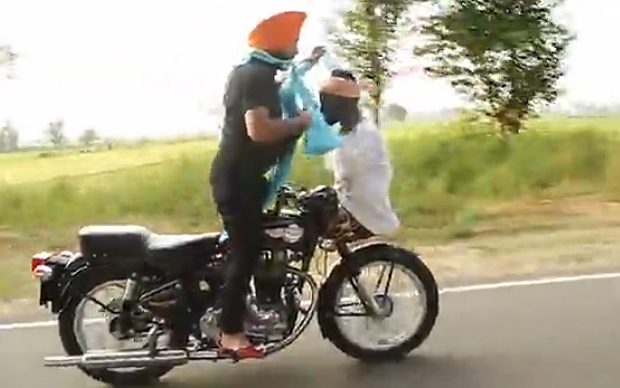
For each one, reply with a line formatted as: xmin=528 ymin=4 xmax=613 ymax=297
xmin=31 ymin=184 xmax=439 ymax=386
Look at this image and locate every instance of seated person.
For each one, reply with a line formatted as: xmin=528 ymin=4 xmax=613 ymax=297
xmin=319 ymin=69 xmax=400 ymax=240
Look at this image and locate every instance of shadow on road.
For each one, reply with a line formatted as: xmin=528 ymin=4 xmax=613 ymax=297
xmin=155 ymin=354 xmax=510 ymax=388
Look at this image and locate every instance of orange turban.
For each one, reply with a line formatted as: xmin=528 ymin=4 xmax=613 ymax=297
xmin=319 ymin=76 xmax=361 ymax=99
xmin=248 ymin=11 xmax=307 ymax=53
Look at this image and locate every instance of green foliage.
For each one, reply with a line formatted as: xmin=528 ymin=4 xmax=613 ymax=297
xmin=79 ymin=128 xmax=99 ymax=147
xmin=46 ymin=119 xmax=67 ymax=149
xmin=329 ymin=0 xmax=417 ymax=124
xmin=414 ymin=0 xmax=574 ymax=134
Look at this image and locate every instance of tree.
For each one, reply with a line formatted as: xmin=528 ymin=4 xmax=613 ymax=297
xmin=79 ymin=128 xmax=99 ymax=147
xmin=0 ymin=121 xmax=19 ymax=152
xmin=330 ymin=0 xmax=418 ymax=125
xmin=414 ymin=0 xmax=574 ymax=134
xmin=385 ymin=103 xmax=408 ymax=121
xmin=46 ymin=120 xmax=67 ymax=148
xmin=0 ymin=44 xmax=18 ymax=79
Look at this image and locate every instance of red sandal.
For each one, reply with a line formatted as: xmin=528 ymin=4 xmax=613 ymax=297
xmin=217 ymin=340 xmax=266 ymax=361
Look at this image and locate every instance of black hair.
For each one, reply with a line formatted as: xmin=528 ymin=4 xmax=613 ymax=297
xmin=330 ymin=69 xmax=357 ymax=82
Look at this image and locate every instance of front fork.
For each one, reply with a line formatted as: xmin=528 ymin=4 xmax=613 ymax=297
xmin=336 ymin=243 xmax=389 ymax=319
xmin=347 ymin=276 xmax=386 ymax=318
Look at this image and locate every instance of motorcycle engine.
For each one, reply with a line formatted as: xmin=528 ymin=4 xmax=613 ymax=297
xmin=200 ymin=222 xmax=305 ymax=343
xmin=199 ymin=299 xmax=291 ymax=344
xmin=255 ymin=222 xmax=304 ymax=305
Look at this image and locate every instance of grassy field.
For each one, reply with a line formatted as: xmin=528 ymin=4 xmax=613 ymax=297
xmin=0 ymin=140 xmax=215 ymax=185
xmin=2 ymin=114 xmax=620 ymax=304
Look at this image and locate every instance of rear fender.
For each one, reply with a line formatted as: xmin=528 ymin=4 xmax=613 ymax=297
xmin=54 ymin=254 xmax=142 ymax=314
xmin=52 ymin=254 xmax=91 ymax=314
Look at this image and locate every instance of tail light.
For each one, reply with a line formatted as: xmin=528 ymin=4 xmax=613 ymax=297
xmin=31 ymin=252 xmax=53 ymax=277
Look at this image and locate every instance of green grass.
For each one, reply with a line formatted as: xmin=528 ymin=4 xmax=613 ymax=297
xmin=0 ymin=140 xmax=214 ymax=185
xmin=2 ymin=115 xmax=620 ymax=300
xmin=3 ymin=115 xmax=620 ymax=235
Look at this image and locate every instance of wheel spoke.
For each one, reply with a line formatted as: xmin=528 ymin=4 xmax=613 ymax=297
xmin=348 ymin=275 xmax=383 ymax=317
xmin=383 ymin=262 xmax=395 ymax=296
xmin=374 ymin=262 xmax=395 ymax=296
xmin=374 ymin=266 xmax=386 ymax=293
xmin=85 ymin=295 xmax=120 ymax=314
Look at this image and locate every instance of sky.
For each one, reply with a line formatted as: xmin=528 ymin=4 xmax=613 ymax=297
xmin=0 ymin=0 xmax=618 ymax=144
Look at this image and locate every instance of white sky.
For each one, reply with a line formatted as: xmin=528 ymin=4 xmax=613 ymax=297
xmin=0 ymin=0 xmax=617 ymax=143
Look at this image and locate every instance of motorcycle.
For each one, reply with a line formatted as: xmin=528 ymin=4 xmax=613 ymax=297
xmin=31 ymin=183 xmax=439 ymax=386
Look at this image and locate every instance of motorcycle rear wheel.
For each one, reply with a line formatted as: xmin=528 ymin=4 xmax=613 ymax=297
xmin=58 ymin=270 xmax=180 ymax=386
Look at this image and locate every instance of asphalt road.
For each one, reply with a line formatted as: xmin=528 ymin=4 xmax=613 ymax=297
xmin=1 ymin=274 xmax=620 ymax=388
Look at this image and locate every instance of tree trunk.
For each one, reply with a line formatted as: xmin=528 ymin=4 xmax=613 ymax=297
xmin=369 ymin=74 xmax=382 ymax=127
xmin=495 ymin=108 xmax=522 ymax=135
xmin=371 ymin=99 xmax=381 ymax=126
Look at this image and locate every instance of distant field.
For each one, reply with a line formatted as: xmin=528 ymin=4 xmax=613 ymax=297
xmin=0 ymin=140 xmax=217 ymax=185
xmin=1 ymin=115 xmax=619 ymax=186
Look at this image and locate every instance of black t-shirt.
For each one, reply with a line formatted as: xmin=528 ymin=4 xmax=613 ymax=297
xmin=210 ymin=58 xmax=298 ymax=185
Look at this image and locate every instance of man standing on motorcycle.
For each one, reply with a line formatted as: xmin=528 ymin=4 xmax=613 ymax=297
xmin=209 ymin=11 xmax=324 ymax=359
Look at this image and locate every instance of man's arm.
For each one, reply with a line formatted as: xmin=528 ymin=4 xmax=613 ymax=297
xmin=332 ymin=150 xmax=353 ymax=196
xmin=245 ymin=108 xmax=307 ymax=143
xmin=296 ymin=46 xmax=326 ymax=76
xmin=241 ymin=70 xmax=309 ymax=143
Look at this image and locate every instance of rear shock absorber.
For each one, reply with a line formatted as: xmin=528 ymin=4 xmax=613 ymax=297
xmin=118 ymin=273 xmax=141 ymax=335
xmin=122 ymin=275 xmax=140 ymax=302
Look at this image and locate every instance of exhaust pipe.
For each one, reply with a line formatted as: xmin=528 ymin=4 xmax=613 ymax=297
xmin=44 ymin=349 xmax=189 ymax=369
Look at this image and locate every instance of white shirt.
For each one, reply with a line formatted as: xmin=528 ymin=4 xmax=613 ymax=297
xmin=324 ymin=118 xmax=400 ymax=235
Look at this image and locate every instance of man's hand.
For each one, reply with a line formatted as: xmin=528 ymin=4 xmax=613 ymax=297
xmin=290 ymin=110 xmax=313 ymax=135
xmin=308 ymin=46 xmax=326 ymax=64
xmin=297 ymin=110 xmax=313 ymax=128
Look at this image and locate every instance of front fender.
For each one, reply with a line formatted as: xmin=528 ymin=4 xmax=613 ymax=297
xmin=345 ymin=239 xmax=392 ymax=256
xmin=321 ymin=241 xmax=392 ymax=287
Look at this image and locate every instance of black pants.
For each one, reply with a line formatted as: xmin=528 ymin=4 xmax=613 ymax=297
xmin=210 ymin=169 xmax=266 ymax=334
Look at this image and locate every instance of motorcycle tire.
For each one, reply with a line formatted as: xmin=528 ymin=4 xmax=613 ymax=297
xmin=317 ymin=244 xmax=439 ymax=362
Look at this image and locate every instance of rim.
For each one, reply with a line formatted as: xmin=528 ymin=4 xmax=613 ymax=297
xmin=73 ymin=280 xmax=170 ymax=372
xmin=333 ymin=260 xmax=428 ymax=351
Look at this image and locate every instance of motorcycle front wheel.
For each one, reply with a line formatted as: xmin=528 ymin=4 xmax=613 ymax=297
xmin=317 ymin=244 xmax=439 ymax=362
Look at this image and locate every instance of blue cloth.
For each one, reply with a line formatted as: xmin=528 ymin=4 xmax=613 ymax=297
xmin=242 ymin=49 xmax=342 ymax=207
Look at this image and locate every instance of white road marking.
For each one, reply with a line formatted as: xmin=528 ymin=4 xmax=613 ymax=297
xmin=440 ymin=271 xmax=620 ymax=294
xmin=1 ymin=271 xmax=619 ymax=332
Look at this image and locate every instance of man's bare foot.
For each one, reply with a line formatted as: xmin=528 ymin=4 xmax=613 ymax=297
xmin=219 ymin=333 xmax=251 ymax=350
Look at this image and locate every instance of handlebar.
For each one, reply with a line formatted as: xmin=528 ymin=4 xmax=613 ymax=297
xmin=273 ymin=183 xmax=307 ymax=213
